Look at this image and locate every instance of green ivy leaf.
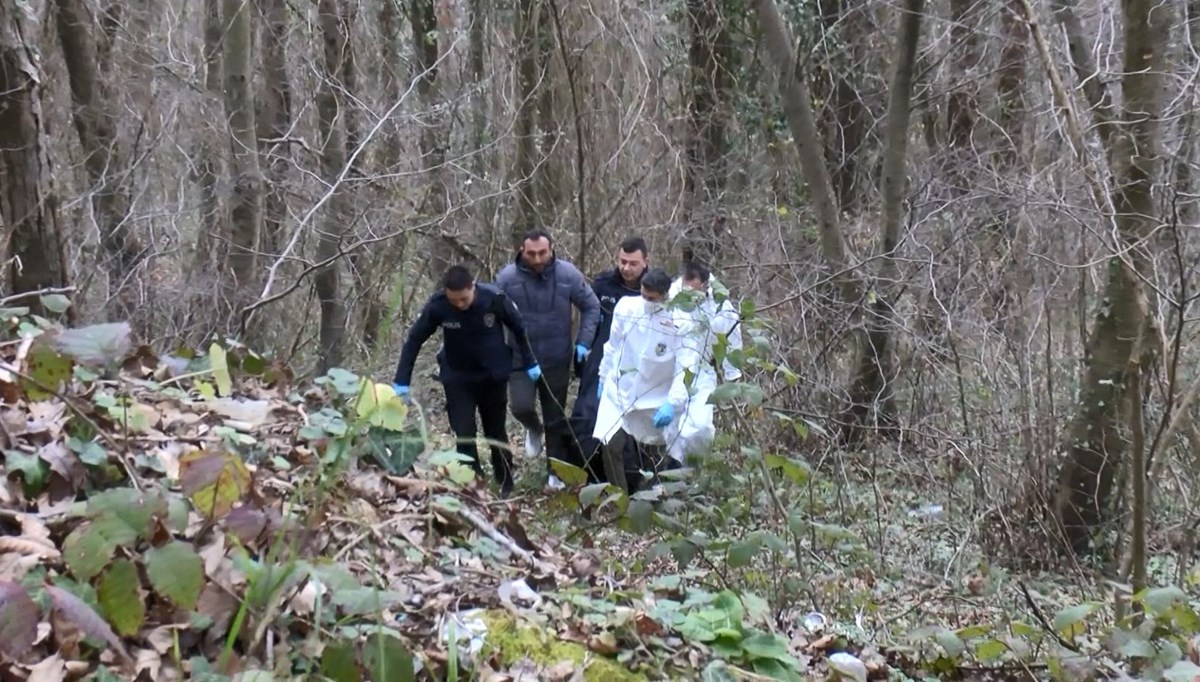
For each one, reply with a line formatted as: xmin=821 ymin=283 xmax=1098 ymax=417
xmin=320 ymin=641 xmax=361 ymax=682
xmin=97 ymin=559 xmax=144 ymax=636
xmin=707 ymin=382 xmax=765 ymax=408
xmin=1052 ymin=602 xmax=1100 ymax=639
xmin=727 ymin=536 xmax=764 ymax=568
xmin=21 ymin=341 xmax=73 ymax=400
xmin=39 ymin=294 xmax=71 ymax=314
xmin=361 ymin=634 xmax=415 ymax=682
xmin=974 ymin=638 xmax=1007 ymax=662
xmin=763 ymin=453 xmax=811 ymax=484
xmin=5 ymin=450 xmax=50 ymax=495
xmin=549 ymin=458 xmax=588 ymax=487
xmin=145 ymin=541 xmax=204 ymax=609
xmin=1137 ymin=586 xmax=1187 ymax=615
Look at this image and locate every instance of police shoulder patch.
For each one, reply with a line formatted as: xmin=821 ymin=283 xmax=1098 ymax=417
xmin=483 ymin=313 xmax=496 ymax=328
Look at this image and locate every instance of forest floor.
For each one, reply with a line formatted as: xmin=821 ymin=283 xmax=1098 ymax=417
xmin=0 ymin=316 xmax=1196 ymax=681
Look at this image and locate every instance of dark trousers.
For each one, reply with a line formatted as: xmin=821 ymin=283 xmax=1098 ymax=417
xmin=444 ymin=378 xmax=513 ymax=487
xmin=509 ymin=361 xmax=571 ymax=473
xmin=602 ymin=428 xmax=680 ymax=494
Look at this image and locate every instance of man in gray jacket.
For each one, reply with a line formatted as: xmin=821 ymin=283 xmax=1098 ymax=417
xmin=495 ymin=229 xmax=601 ymax=487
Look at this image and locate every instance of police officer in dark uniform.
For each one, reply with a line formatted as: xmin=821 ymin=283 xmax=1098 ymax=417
xmin=563 ymin=237 xmax=649 ymax=481
xmin=393 ymin=265 xmax=539 ymax=496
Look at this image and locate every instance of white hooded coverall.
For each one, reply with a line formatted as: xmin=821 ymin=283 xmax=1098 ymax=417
xmin=669 ymin=276 xmax=744 ymax=383
xmin=593 ymin=295 xmax=717 ymax=463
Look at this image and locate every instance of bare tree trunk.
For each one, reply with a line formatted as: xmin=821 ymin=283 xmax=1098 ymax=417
xmin=256 ymin=0 xmax=292 ymax=257
xmin=222 ymin=0 xmax=263 ymax=304
xmin=1053 ymin=0 xmax=1164 ymax=552
xmin=814 ymin=0 xmax=870 ymax=214
xmin=54 ymin=0 xmax=142 ymax=324
xmin=750 ymin=0 xmax=859 ymax=305
xmin=945 ymin=0 xmax=981 ymax=191
xmin=683 ymin=0 xmax=731 ymax=265
xmin=196 ymin=0 xmax=223 ymax=278
xmin=994 ymin=0 xmax=1028 ymax=169
xmin=409 ymin=0 xmax=454 ymax=270
xmin=838 ymin=0 xmax=924 ymax=444
xmin=512 ymin=0 xmax=543 ymax=245
xmin=314 ymin=0 xmax=349 ymax=372
xmin=0 ymin=2 xmax=74 ymax=321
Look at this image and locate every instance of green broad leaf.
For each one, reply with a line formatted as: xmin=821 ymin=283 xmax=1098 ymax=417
xmin=1052 ymin=603 xmax=1100 ymax=639
xmin=549 ymin=458 xmax=588 ymax=487
xmin=934 ymin=629 xmax=966 ymax=658
xmin=1114 ymin=635 xmax=1156 ymax=659
xmin=361 ymin=634 xmax=415 ymax=682
xmin=330 ymin=589 xmax=406 ymax=615
xmin=62 ymin=524 xmax=120 ymax=581
xmin=21 ymin=341 xmax=73 ymax=400
xmin=144 ymin=541 xmax=204 ymax=609
xmin=706 ymin=382 xmax=765 ymax=408
xmin=0 ymin=306 xmax=30 ymax=321
xmin=623 ymin=499 xmax=654 ymax=533
xmin=1010 ymin=621 xmax=1041 ymax=639
xmin=359 ymin=426 xmax=423 ymax=475
xmin=1137 ymin=585 xmax=1187 ymax=615
xmin=40 ymin=294 xmax=71 ymax=314
xmin=671 ymin=539 xmax=698 ymax=568
xmin=763 ymin=453 xmax=811 ymax=484
xmin=974 ymin=638 xmax=1008 ymax=662
xmin=208 ymin=343 xmax=232 ymax=397
xmin=97 ymin=559 xmax=145 ymax=636
xmin=68 ymin=437 xmax=109 ymax=466
xmin=579 ymin=483 xmax=614 ymax=508
xmin=354 ymin=379 xmax=409 ymax=431
xmin=5 ymin=450 xmax=50 ymax=495
xmin=727 ymin=536 xmax=764 ymax=569
xmin=320 ymin=640 xmax=361 ymax=682
xmin=50 ymin=322 xmax=132 ymax=367
xmin=45 ymin=585 xmax=129 ymax=660
xmin=740 ymin=632 xmax=797 ymax=663
xmin=86 ymin=488 xmax=168 ymax=538
xmin=316 ymin=367 xmax=361 ymax=396
xmin=1163 ymin=660 xmax=1200 ymax=682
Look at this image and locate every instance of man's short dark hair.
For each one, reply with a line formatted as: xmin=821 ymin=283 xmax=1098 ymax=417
xmin=521 ymin=229 xmax=553 ymax=246
xmin=619 ymin=236 xmax=648 ymax=258
xmin=442 ymin=265 xmax=474 ymax=291
xmin=683 ymin=260 xmax=711 ymax=284
xmin=641 ymin=267 xmax=672 ymax=295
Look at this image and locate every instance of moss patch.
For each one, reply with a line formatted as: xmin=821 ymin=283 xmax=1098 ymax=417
xmin=477 ymin=609 xmax=647 ymax=681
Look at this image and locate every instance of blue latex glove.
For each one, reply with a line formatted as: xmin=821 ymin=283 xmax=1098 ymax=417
xmin=393 ymin=383 xmax=410 ymax=398
xmin=597 ymin=383 xmax=603 ymax=399
xmin=575 ymin=344 xmax=589 ymax=363
xmin=526 ymin=364 xmax=542 ymax=381
xmin=653 ymin=403 xmax=675 ymax=428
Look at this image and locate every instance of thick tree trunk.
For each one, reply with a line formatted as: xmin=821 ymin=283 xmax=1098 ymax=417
xmin=314 ymin=0 xmax=349 ymax=372
xmin=512 ymin=0 xmax=542 ymax=245
xmin=0 ymin=3 xmax=73 ymax=321
xmin=945 ymin=0 xmax=981 ymax=190
xmin=55 ymin=0 xmax=142 ymax=323
xmin=409 ymin=0 xmax=454 ymax=271
xmin=994 ymin=0 xmax=1028 ymax=169
xmin=814 ymin=0 xmax=870 ymax=214
xmin=256 ymin=0 xmax=292 ymax=257
xmin=750 ymin=0 xmax=859 ymax=306
xmin=839 ymin=0 xmax=924 ymax=444
xmin=196 ymin=0 xmax=223 ymax=276
xmin=222 ymin=0 xmax=263 ymax=301
xmin=1053 ymin=0 xmax=1163 ymax=552
xmin=683 ymin=0 xmax=731 ymax=265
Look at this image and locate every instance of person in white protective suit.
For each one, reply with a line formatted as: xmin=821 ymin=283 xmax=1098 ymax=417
xmin=668 ymin=263 xmax=743 ymax=383
xmin=593 ymin=268 xmax=704 ymax=492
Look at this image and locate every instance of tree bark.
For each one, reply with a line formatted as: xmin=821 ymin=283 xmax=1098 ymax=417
xmin=814 ymin=0 xmax=870 ymax=214
xmin=222 ymin=0 xmax=263 ymax=301
xmin=512 ymin=0 xmax=543 ymax=245
xmin=946 ymin=0 xmax=981 ymax=188
xmin=256 ymin=0 xmax=292 ymax=257
xmin=994 ymin=0 xmax=1028 ymax=169
xmin=54 ymin=0 xmax=142 ymax=323
xmin=750 ymin=0 xmax=859 ymax=306
xmin=838 ymin=0 xmax=924 ymax=444
xmin=409 ymin=0 xmax=454 ymax=270
xmin=683 ymin=0 xmax=731 ymax=265
xmin=1053 ymin=0 xmax=1163 ymax=553
xmin=195 ymin=0 xmax=223 ymax=277
xmin=0 ymin=3 xmax=73 ymax=320
xmin=314 ymin=0 xmax=350 ymax=372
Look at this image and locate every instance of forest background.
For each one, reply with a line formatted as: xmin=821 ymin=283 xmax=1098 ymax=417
xmin=2 ymin=0 xmax=1200 ymax=678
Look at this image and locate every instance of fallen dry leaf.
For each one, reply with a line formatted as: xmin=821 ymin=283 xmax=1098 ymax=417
xmin=26 ymin=653 xmax=66 ymax=682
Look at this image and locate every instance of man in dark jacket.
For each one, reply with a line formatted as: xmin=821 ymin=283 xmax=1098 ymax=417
xmin=494 ymin=229 xmax=601 ymax=488
xmin=393 ymin=265 xmax=539 ymax=496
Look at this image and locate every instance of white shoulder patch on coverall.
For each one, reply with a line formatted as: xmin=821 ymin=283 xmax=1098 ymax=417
xmin=593 ymin=296 xmax=699 ymax=454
